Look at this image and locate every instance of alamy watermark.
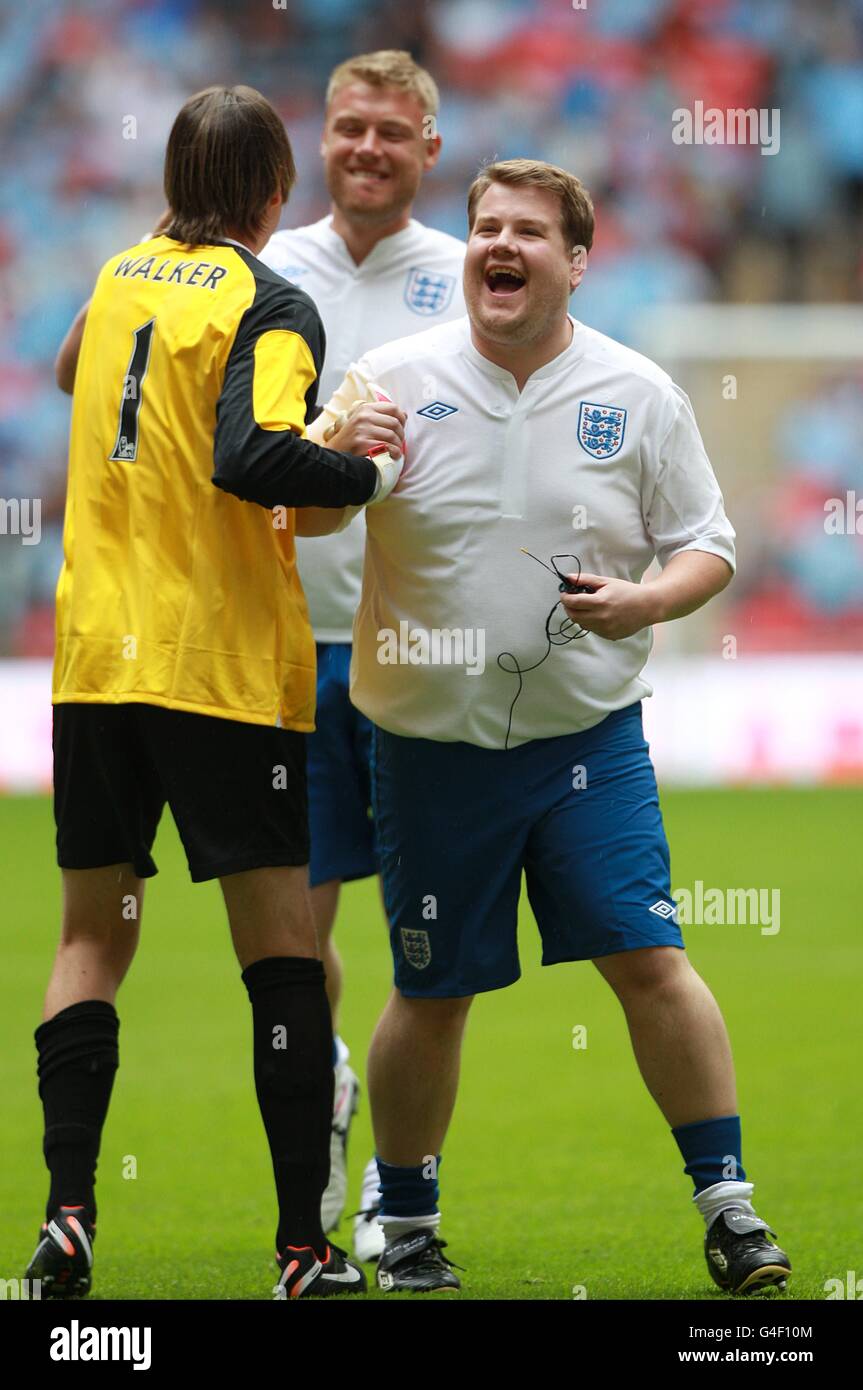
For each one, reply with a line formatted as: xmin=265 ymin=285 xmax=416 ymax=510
xmin=0 ymin=497 xmax=41 ymax=544
xmin=672 ymin=881 xmax=780 ymax=935
xmin=377 ymin=622 xmax=485 ymax=675
xmin=1 ymin=1276 xmax=41 ymax=1299
xmin=824 ymin=1271 xmax=863 ymax=1299
xmin=824 ymin=491 xmax=863 ymax=534
xmin=50 ymin=1320 xmax=151 ymax=1369
xmin=672 ymin=101 xmax=780 ymax=156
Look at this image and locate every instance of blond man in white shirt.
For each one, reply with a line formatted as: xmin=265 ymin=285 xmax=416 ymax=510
xmin=266 ymin=52 xmax=464 ymax=1245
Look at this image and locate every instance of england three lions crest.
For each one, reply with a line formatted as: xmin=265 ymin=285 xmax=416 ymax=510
xmin=404 ymin=267 xmax=456 ymax=316
xmin=400 ymin=928 xmax=431 ymax=969
xmin=577 ymin=401 xmax=627 ymax=459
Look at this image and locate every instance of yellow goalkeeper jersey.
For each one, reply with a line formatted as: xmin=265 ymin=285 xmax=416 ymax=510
xmin=53 ymin=234 xmax=376 ymax=728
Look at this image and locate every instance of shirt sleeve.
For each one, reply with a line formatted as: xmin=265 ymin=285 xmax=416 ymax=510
xmin=212 ymin=281 xmax=377 ymax=509
xmin=642 ymin=384 xmax=736 ymax=573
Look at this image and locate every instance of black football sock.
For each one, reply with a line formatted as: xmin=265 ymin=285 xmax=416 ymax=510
xmin=35 ymin=999 xmax=120 ymax=1224
xmin=241 ymin=956 xmax=333 ymax=1255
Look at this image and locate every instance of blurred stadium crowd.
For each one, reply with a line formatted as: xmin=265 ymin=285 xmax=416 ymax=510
xmin=1 ymin=0 xmax=862 ymax=656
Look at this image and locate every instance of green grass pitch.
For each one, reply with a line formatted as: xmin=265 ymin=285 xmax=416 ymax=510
xmin=1 ymin=788 xmax=860 ymax=1301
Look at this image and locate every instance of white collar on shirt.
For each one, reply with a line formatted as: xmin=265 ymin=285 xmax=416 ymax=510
xmin=461 ymin=314 xmax=586 ymax=389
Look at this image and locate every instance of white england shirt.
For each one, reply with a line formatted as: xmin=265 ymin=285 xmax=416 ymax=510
xmin=261 ymin=216 xmax=466 ymax=642
xmin=315 ymin=315 xmax=736 ymax=749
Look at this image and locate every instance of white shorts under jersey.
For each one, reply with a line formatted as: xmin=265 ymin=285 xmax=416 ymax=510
xmin=315 ymin=315 xmax=736 ymax=749
xmin=261 ymin=216 xmax=466 ymax=642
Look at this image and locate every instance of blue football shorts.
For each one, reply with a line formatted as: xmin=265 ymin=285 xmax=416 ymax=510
xmin=306 ymin=642 xmax=378 ymax=889
xmin=370 ymin=701 xmax=683 ymax=997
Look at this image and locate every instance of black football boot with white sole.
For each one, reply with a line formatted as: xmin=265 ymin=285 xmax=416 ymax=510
xmin=376 ymin=1229 xmax=461 ymax=1293
xmin=705 ymin=1206 xmax=792 ymax=1294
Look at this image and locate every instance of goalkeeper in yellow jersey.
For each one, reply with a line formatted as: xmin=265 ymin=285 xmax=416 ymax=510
xmin=25 ymin=84 xmax=404 ymax=1301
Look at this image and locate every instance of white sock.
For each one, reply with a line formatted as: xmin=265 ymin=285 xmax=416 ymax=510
xmin=694 ymin=1179 xmax=756 ymax=1228
xmin=334 ymin=1034 xmax=350 ymax=1069
xmin=359 ymin=1156 xmax=380 ymax=1211
xmin=380 ymin=1212 xmax=440 ymax=1241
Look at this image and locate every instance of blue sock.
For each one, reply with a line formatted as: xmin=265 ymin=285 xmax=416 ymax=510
xmin=376 ymin=1156 xmax=441 ymax=1218
xmin=672 ymin=1115 xmax=746 ymax=1193
xmin=331 ymin=1037 xmax=338 ymax=1067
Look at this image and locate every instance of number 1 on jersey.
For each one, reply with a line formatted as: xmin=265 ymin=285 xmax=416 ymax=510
xmin=109 ymin=318 xmax=155 ymax=462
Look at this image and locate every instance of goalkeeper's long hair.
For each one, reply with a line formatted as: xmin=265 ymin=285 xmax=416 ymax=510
xmin=164 ymin=85 xmax=296 ymax=248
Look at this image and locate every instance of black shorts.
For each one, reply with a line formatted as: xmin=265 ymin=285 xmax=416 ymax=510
xmin=53 ymin=702 xmax=309 ymax=882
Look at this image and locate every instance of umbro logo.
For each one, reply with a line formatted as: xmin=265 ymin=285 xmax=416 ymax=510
xmin=417 ymin=401 xmax=458 ymax=421
xmin=649 ymin=900 xmax=677 ymax=919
